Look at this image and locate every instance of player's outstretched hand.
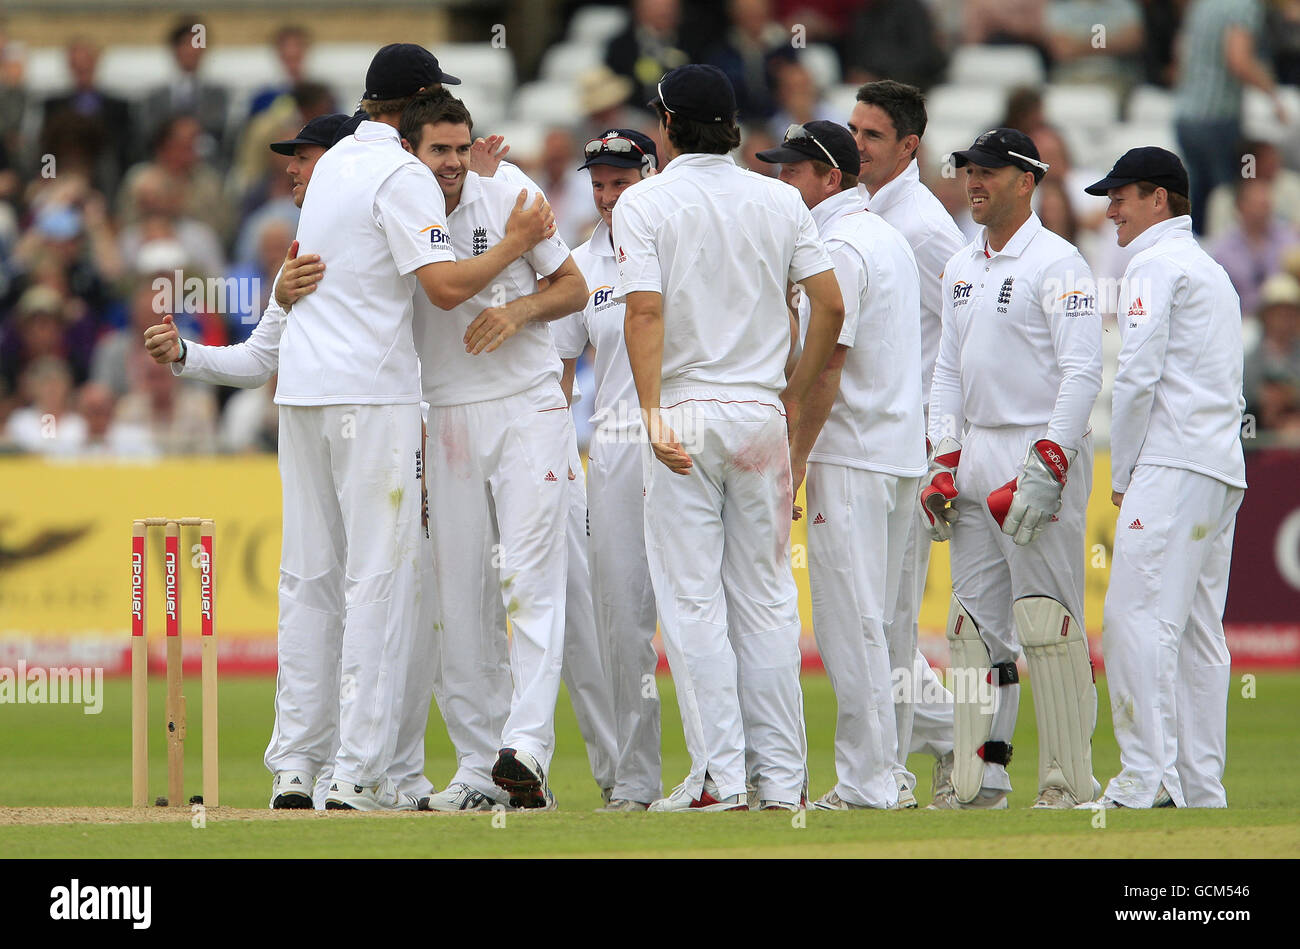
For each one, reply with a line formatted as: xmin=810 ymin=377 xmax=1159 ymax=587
xmin=506 ymin=191 xmax=557 ymax=249
xmin=645 ymin=408 xmax=692 ymax=475
xmin=470 ymin=135 xmax=510 ymax=177
xmin=273 ymin=240 xmax=325 ymax=309
xmin=465 ymin=304 xmax=528 ymax=354
xmin=143 ymin=314 xmax=183 ymax=364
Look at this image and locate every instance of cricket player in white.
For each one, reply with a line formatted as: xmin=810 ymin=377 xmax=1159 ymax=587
xmin=848 ymin=81 xmax=962 ymax=805
xmin=276 ymin=46 xmax=555 ymax=811
xmin=758 ymin=121 xmax=926 ymax=810
xmin=1084 ymin=148 xmax=1246 ymax=808
xmin=553 ymin=128 xmax=666 ymax=811
xmin=924 ymin=128 xmax=1103 ymax=809
xmin=399 ymin=91 xmax=588 ymax=810
xmin=619 ymin=65 xmax=845 ymax=811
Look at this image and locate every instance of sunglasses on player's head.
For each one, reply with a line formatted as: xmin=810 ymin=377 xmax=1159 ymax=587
xmin=585 ymin=135 xmax=648 ymax=159
xmin=784 ymin=123 xmax=838 ymax=170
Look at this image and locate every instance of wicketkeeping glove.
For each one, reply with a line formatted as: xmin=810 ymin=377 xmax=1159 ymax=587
xmin=919 ymin=436 xmax=962 ymax=542
xmin=987 ymin=439 xmax=1077 ymax=547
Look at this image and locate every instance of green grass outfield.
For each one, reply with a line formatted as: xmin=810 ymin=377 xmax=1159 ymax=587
xmin=1 ymin=672 xmax=1297 ymax=858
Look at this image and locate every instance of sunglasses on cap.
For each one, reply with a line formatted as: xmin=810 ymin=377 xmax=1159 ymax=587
xmin=584 ymin=134 xmax=653 ymax=164
xmin=784 ymin=123 xmax=839 ymax=170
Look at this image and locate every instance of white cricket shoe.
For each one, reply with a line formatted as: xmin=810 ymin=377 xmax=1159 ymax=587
xmin=812 ymin=789 xmax=875 ymax=810
xmin=596 ymin=798 xmax=650 ymax=812
xmin=324 ymin=777 xmax=416 ymax=811
xmin=421 ymin=782 xmax=498 ymax=812
xmin=269 ymin=770 xmax=315 ymax=810
xmin=891 ymin=784 xmax=918 ymax=810
xmin=927 ymin=787 xmax=1009 ymax=810
xmin=1078 ymin=784 xmax=1176 ymax=810
xmin=648 ymin=774 xmax=749 ymax=812
xmin=491 ymin=748 xmax=553 ymax=809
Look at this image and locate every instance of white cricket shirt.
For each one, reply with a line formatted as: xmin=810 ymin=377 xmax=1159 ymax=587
xmin=612 ymin=152 xmax=832 ymax=398
xmin=860 ymin=160 xmax=966 ymax=416
xmin=1111 ymin=215 xmax=1247 ymax=492
xmin=801 ymin=189 xmax=926 ymax=476
xmin=413 ymin=170 xmax=572 ymax=407
xmin=553 ymin=217 xmax=639 ymax=435
xmin=929 ymin=212 xmax=1102 ymax=449
xmin=275 ymin=121 xmax=454 ymax=406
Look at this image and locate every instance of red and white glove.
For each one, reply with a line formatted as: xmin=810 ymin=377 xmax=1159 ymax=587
xmin=919 ymin=436 xmax=962 ymax=542
xmin=987 ymin=439 xmax=1077 ymax=547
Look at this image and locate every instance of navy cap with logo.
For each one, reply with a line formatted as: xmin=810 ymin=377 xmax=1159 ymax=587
xmin=755 ymin=120 xmax=859 ymax=173
xmin=651 ymin=64 xmax=737 ymax=124
xmin=579 ymin=128 xmax=658 ymax=171
xmin=1084 ymin=146 xmax=1189 ymax=197
xmin=361 ymin=43 xmax=460 ymax=101
xmin=952 ymin=128 xmax=1050 ymax=182
xmin=270 ymin=113 xmax=350 ymax=155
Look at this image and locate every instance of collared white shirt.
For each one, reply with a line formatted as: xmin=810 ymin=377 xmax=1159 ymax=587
xmin=929 ymin=212 xmax=1102 ymax=449
xmin=1111 ymin=215 xmax=1247 ymax=492
xmin=276 ymin=120 xmax=454 ymax=406
xmin=860 ymin=159 xmax=965 ymax=416
xmin=613 ymin=152 xmax=831 ymax=397
xmin=414 ymin=170 xmax=572 ymax=407
xmin=553 ymin=217 xmax=640 ymax=436
xmin=800 ymin=188 xmax=925 ymax=476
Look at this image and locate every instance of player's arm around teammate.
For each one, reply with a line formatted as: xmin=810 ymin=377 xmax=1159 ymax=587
xmin=1085 ymin=148 xmax=1247 ymax=809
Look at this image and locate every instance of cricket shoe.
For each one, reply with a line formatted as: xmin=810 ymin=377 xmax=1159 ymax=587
xmin=269 ymin=770 xmax=315 ymax=810
xmin=324 ymin=777 xmax=417 ymax=811
xmin=1032 ymin=778 xmax=1101 ymax=810
xmin=931 ymin=751 xmax=955 ymax=804
xmin=927 ymin=787 xmax=1009 ymax=810
xmin=648 ymin=774 xmax=749 ymax=812
xmin=492 ymin=748 xmax=552 ymax=809
xmin=421 ymin=782 xmax=498 ymax=812
xmin=812 ymin=789 xmax=875 ymax=810
xmin=595 ymin=798 xmax=650 ymax=812
xmin=891 ymin=784 xmax=918 ymax=810
xmin=1077 ymin=784 xmax=1176 ymax=810
xmin=600 ymin=786 xmax=614 ymax=806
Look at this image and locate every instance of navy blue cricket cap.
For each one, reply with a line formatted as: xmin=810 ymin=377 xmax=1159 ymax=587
xmin=651 ymin=64 xmax=736 ymax=124
xmin=755 ymin=120 xmax=859 ymax=173
xmin=952 ymin=127 xmax=1050 ymax=182
xmin=362 ymin=43 xmax=460 ymax=101
xmin=1085 ymin=146 xmax=1189 ymax=198
xmin=579 ymin=128 xmax=659 ymax=171
xmin=269 ymin=113 xmax=350 ymax=155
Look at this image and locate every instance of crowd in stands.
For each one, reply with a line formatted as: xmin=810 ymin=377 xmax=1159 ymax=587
xmin=2 ymin=1 xmax=1299 ymax=457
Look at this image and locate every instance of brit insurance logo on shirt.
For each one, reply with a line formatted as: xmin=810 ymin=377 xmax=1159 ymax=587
xmin=952 ymin=280 xmax=973 ymax=306
xmin=1056 ymin=289 xmax=1096 ymax=317
xmin=590 ymin=285 xmax=618 ymax=312
xmin=419 ymin=223 xmax=450 ymax=248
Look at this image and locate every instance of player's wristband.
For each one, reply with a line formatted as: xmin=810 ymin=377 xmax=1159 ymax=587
xmin=177 ymin=337 xmax=188 ymax=365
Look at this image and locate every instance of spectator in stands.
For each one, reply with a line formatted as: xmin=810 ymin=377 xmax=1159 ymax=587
xmin=534 ymin=128 xmax=596 ymax=247
xmin=1 ymin=286 xmax=80 ymax=395
xmin=1037 ymin=176 xmax=1080 ymax=245
xmin=1046 ymin=0 xmax=1143 ymax=87
xmin=1267 ymin=0 xmax=1300 ymax=87
xmin=232 ymin=145 xmax=298 ymax=271
xmin=842 ymin=0 xmax=948 ymax=91
xmin=39 ymin=39 xmax=132 ymax=196
xmin=704 ymin=0 xmax=797 ymax=121
xmin=604 ymin=0 xmax=693 ymax=113
xmin=1211 ymin=176 xmax=1300 ymax=316
xmin=225 ymin=215 xmax=291 ymax=342
xmin=766 ymin=61 xmax=836 ymax=141
xmin=117 ymin=147 xmax=226 ymax=275
xmin=135 ymin=15 xmax=230 ymax=163
xmin=773 ymin=0 xmax=861 ymax=45
xmin=1140 ymin=0 xmax=1181 ymax=87
xmin=739 ymin=123 xmax=780 ymax=175
xmin=75 ymin=380 xmax=155 ymax=457
xmin=122 ymin=114 xmax=230 ymax=242
xmin=114 ymin=344 xmax=218 ymax=455
xmin=964 ymin=0 xmax=1051 ymax=68
xmin=4 ymin=356 xmax=85 ymax=454
xmin=576 ymin=65 xmax=641 ymax=145
xmin=0 ymin=31 xmax=27 ymax=168
xmin=1029 ymin=125 xmax=1109 ymax=232
xmin=1174 ymin=0 xmax=1283 ymax=234
xmin=248 ymin=25 xmax=313 ymax=117
xmin=1244 ymin=272 xmax=1300 ymax=436
xmin=1001 ymin=86 xmax=1045 ymax=133
xmin=921 ymin=152 xmax=978 ymax=240
xmin=1205 ymin=140 xmax=1300 ymax=238
xmin=219 ymin=374 xmax=278 ymax=452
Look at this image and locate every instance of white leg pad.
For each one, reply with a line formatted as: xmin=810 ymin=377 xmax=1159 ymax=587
xmin=946 ymin=596 xmax=1000 ymax=804
xmin=1015 ymin=596 xmax=1096 ymax=801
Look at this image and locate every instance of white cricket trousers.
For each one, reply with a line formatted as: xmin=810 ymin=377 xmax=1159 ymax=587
xmin=643 ymin=389 xmax=806 ymax=804
xmin=561 ymin=431 xmax=619 ymax=794
xmin=949 ymin=423 xmax=1094 ymax=794
xmin=807 ymin=463 xmax=918 ymax=807
xmin=265 ymin=403 xmax=425 ymax=788
xmin=1103 ymin=464 xmax=1242 ymax=808
xmin=427 ymin=382 xmax=571 ymax=793
xmin=885 ymin=511 xmax=955 ymax=791
xmin=588 ymin=432 xmax=662 ymax=804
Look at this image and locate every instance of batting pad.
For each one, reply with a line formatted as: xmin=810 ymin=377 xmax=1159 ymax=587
xmin=946 ymin=596 xmax=995 ymax=804
xmin=1014 ymin=596 xmax=1096 ymax=802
